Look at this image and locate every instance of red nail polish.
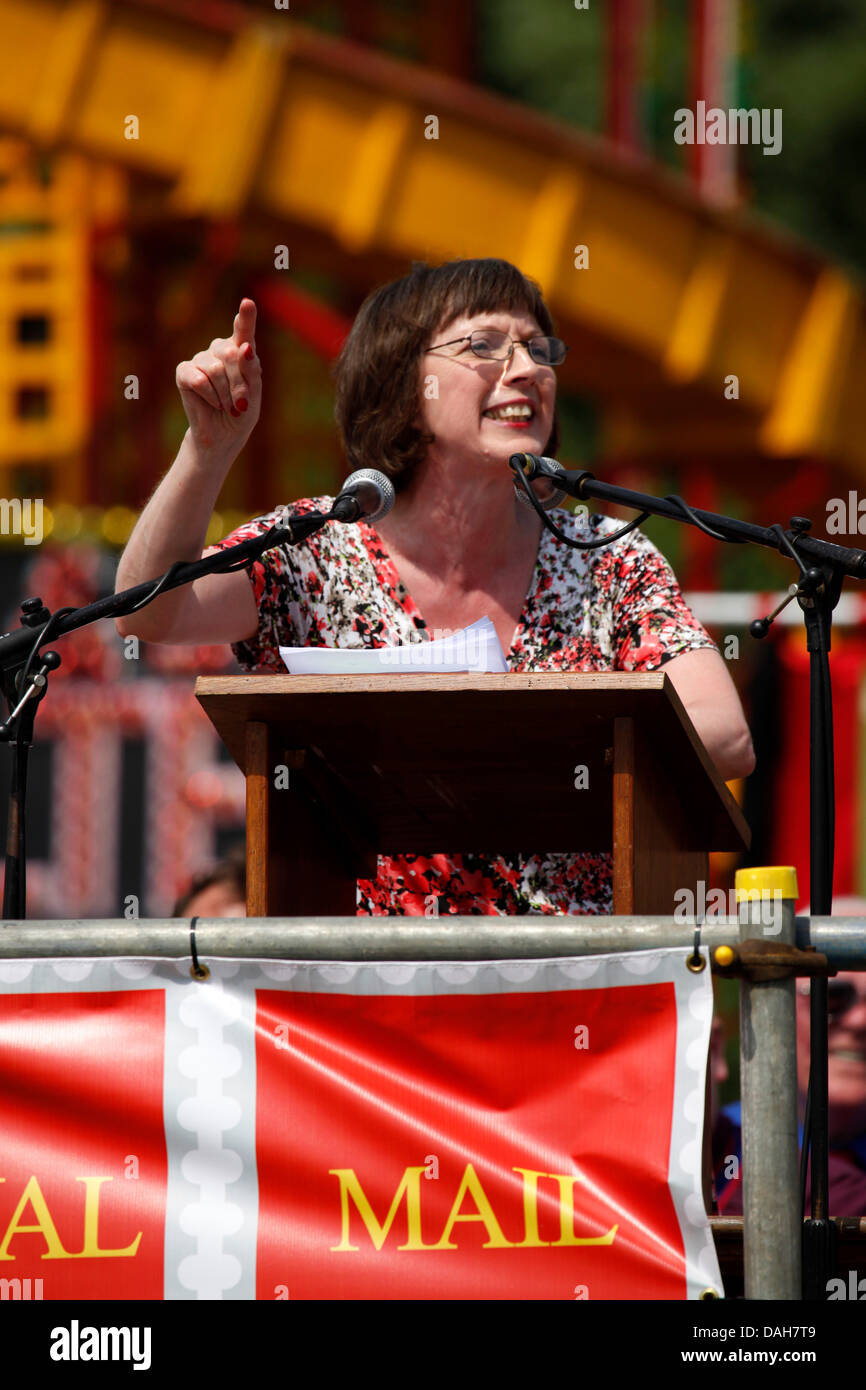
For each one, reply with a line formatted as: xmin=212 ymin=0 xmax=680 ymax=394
xmin=244 ymin=345 xmax=254 ymax=361
xmin=237 ymin=398 xmax=248 ymax=412
xmin=230 ymin=406 xmax=240 ymax=418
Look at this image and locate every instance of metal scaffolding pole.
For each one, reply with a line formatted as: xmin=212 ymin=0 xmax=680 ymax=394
xmin=739 ymin=892 xmax=802 ymax=1299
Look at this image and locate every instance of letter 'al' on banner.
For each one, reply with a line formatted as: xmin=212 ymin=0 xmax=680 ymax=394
xmin=0 ymin=950 xmax=721 ymax=1299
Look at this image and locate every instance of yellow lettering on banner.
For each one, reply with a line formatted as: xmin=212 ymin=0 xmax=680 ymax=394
xmin=0 ymin=1177 xmax=72 ymax=1260
xmin=329 ymin=1167 xmax=431 ymax=1251
xmin=511 ymin=1168 xmax=550 ymax=1248
xmin=328 ymin=1163 xmax=619 ymax=1253
xmin=72 ymin=1177 xmax=142 ymax=1258
xmin=430 ymin=1164 xmax=514 ymax=1250
xmin=548 ymin=1173 xmax=618 ymax=1247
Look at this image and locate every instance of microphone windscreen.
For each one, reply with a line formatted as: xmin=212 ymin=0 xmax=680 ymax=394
xmin=514 ymin=457 xmax=567 ymax=511
xmin=338 ymin=469 xmax=396 ymax=522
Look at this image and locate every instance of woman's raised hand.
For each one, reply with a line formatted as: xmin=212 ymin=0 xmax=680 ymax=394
xmin=175 ymin=298 xmax=262 ymax=456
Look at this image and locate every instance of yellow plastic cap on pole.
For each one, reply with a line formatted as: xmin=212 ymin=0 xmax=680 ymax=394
xmin=735 ymin=866 xmax=798 ymax=901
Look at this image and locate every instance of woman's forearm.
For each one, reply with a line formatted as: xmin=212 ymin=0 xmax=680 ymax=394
xmin=116 ymin=298 xmax=261 ymax=644
xmin=114 ymin=430 xmax=235 ymax=640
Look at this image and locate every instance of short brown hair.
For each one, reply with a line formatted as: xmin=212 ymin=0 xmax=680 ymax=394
xmin=334 ymin=258 xmax=560 ymax=492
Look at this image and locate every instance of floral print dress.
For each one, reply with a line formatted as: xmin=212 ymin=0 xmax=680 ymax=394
xmin=214 ymin=499 xmax=716 ymax=916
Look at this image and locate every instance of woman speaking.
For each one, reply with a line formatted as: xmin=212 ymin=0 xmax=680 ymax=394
xmin=116 ymin=258 xmax=755 ymax=915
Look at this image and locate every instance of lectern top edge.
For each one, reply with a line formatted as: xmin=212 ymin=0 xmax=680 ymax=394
xmin=194 ymin=670 xmax=668 ymax=695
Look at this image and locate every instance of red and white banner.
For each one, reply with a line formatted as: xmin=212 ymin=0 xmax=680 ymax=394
xmin=0 ymin=949 xmax=721 ymax=1300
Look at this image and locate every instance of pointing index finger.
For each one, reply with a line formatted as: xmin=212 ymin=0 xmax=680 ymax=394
xmin=233 ymin=298 xmax=257 ymax=352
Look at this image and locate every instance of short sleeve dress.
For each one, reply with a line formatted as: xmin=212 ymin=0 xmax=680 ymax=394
xmin=212 ymin=498 xmax=716 ymax=916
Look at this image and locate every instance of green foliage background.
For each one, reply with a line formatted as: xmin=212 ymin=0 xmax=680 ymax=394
xmin=477 ymin=0 xmax=866 ymax=279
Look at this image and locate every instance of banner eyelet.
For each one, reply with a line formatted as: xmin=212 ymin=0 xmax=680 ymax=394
xmin=189 ymin=917 xmax=210 ymax=980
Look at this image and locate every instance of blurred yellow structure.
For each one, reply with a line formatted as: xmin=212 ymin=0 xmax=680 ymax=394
xmin=0 ymin=0 xmax=864 ymax=502
xmin=0 ymin=134 xmax=126 ymax=499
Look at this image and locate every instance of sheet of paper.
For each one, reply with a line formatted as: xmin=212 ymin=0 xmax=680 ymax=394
xmin=279 ymin=616 xmax=508 ymax=674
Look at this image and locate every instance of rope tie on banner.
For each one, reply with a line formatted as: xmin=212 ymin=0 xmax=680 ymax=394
xmin=189 ymin=916 xmax=210 ymax=980
xmin=686 ymin=918 xmax=706 ymax=973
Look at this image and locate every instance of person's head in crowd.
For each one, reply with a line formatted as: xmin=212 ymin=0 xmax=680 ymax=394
xmin=796 ymin=896 xmax=866 ymax=1144
xmin=173 ymin=853 xmax=246 ymax=919
xmin=797 ymin=971 xmax=866 ymax=1144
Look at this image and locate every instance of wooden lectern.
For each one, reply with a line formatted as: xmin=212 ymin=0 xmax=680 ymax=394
xmin=195 ymin=672 xmax=750 ymax=916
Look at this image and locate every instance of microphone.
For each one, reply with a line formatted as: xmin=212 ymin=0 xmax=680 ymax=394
xmin=509 ymin=453 xmax=568 ymax=511
xmin=330 ymin=469 xmax=396 ymax=524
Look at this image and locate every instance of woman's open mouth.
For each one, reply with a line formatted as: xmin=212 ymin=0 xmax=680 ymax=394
xmin=482 ymin=402 xmax=535 ymax=426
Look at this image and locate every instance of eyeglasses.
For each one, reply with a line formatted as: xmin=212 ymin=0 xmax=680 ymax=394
xmin=426 ymin=329 xmax=569 ymax=366
xmin=797 ymin=980 xmax=865 ymax=1015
